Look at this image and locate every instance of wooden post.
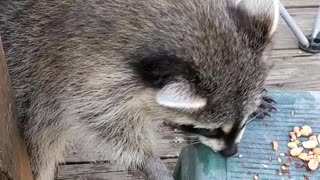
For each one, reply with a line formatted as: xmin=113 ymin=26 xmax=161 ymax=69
xmin=0 ymin=37 xmax=34 ymax=180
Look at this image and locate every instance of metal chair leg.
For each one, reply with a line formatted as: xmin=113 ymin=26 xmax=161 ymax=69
xmin=311 ymin=6 xmax=320 ymax=39
xmin=279 ymin=2 xmax=310 ymax=48
xmin=280 ymin=2 xmax=320 ymax=53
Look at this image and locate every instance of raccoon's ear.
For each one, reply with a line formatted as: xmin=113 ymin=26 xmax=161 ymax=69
xmin=227 ymin=0 xmax=279 ymax=50
xmin=156 ymin=82 xmax=207 ymax=110
xmin=235 ymin=0 xmax=280 ymax=36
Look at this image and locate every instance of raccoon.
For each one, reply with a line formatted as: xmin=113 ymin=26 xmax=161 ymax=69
xmin=0 ymin=0 xmax=279 ymax=179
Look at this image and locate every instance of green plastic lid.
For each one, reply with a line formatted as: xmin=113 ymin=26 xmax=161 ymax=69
xmin=174 ymin=143 xmax=227 ymax=180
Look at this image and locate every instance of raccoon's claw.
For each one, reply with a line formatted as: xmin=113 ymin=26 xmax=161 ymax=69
xmin=251 ymin=96 xmax=277 ymax=119
xmin=262 ymin=96 xmax=277 ymax=104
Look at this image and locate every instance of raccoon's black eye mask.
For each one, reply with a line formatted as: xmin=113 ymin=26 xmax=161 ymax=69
xmin=175 ymin=123 xmax=247 ymax=139
xmin=176 ymin=124 xmax=225 ymax=138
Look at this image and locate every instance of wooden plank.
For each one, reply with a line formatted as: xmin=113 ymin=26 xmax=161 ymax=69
xmin=266 ymin=49 xmax=320 ymax=91
xmin=281 ymin=0 xmax=319 ymax=8
xmin=57 ymin=159 xmax=177 ymax=180
xmin=0 ymin=38 xmax=34 ymax=180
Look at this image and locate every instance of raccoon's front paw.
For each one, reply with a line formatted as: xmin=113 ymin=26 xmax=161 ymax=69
xmin=251 ymin=95 xmax=277 ymax=119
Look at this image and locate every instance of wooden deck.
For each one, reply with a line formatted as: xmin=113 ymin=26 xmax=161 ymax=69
xmin=57 ymin=1 xmax=320 ymax=179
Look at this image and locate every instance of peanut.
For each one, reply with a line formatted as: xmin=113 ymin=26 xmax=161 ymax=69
xmin=294 ymin=127 xmax=301 ymax=137
xmin=298 ymin=153 xmax=311 ymax=161
xmin=290 ymin=132 xmax=297 ymax=141
xmin=308 ymin=159 xmax=319 ymax=171
xmin=302 ymin=140 xmax=318 ymax=149
xmin=287 ymin=142 xmax=297 ymax=149
xmin=290 ymin=147 xmax=303 ymax=156
xmin=272 ymin=141 xmax=278 ymax=151
xmin=301 ymin=126 xmax=312 ymax=136
xmin=309 ymin=135 xmax=317 ymax=142
xmin=313 ymin=148 xmax=320 ymax=155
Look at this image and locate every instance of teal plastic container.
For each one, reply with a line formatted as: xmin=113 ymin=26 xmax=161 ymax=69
xmin=174 ymin=143 xmax=227 ymax=180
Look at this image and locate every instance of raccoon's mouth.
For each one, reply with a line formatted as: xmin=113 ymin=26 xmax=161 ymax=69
xmin=170 ymin=124 xmax=239 ymax=157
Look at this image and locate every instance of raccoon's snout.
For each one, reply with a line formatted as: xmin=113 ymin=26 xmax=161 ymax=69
xmin=220 ymin=144 xmax=238 ymax=157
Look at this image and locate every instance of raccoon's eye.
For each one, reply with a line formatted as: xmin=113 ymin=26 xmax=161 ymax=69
xmin=196 ymin=128 xmax=225 ymax=138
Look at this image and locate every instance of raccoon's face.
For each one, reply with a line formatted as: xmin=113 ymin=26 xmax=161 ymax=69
xmin=131 ymin=0 xmax=279 ymax=156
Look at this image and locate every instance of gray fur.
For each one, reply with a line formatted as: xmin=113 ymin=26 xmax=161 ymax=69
xmin=0 ymin=0 xmax=278 ymax=179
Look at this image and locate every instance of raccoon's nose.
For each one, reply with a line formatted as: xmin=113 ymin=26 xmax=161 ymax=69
xmin=220 ymin=144 xmax=237 ymax=157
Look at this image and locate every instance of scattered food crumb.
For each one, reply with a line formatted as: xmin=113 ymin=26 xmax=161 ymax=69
xmin=272 ymin=141 xmax=279 ymax=151
xmin=290 ymin=111 xmax=294 ymax=117
xmin=262 ymin=164 xmax=269 ymax=168
xmin=273 ymin=126 xmax=320 ymax=173
xmin=238 ymin=154 xmax=243 ymax=158
xmin=284 ymin=162 xmax=290 ymax=167
xmin=253 ymin=175 xmax=259 ymax=180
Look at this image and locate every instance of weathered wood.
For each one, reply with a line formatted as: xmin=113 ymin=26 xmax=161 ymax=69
xmin=266 ymin=49 xmax=320 ymax=91
xmin=57 ymin=159 xmax=177 ymax=180
xmin=281 ymin=0 xmax=318 ymax=8
xmin=0 ymin=38 xmax=34 ymax=180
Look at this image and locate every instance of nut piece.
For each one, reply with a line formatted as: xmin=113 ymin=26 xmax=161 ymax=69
xmin=309 ymin=135 xmax=318 ymax=142
xmin=294 ymin=127 xmax=301 ymax=137
xmin=253 ymin=175 xmax=259 ymax=180
xmin=313 ymin=148 xmax=320 ymax=155
xmin=287 ymin=142 xmax=298 ymax=149
xmin=281 ymin=165 xmax=287 ymax=171
xmin=301 ymin=126 xmax=312 ymax=136
xmin=302 ymin=140 xmax=318 ymax=149
xmin=308 ymin=159 xmax=319 ymax=171
xmin=290 ymin=132 xmax=297 ymax=141
xmin=298 ymin=153 xmax=311 ymax=161
xmin=290 ymin=147 xmax=303 ymax=156
xmin=272 ymin=141 xmax=278 ymax=151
